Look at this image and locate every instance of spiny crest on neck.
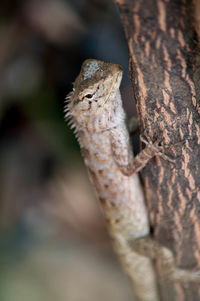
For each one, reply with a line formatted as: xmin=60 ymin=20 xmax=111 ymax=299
xmin=64 ymin=59 xmax=123 ymax=132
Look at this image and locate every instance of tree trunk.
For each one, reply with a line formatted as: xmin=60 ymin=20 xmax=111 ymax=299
xmin=114 ymin=0 xmax=200 ymax=300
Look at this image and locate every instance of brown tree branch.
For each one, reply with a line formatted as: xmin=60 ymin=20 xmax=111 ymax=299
xmin=114 ymin=0 xmax=200 ymax=300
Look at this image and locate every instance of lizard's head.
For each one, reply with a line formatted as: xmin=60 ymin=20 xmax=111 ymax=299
xmin=65 ymin=59 xmax=123 ymax=128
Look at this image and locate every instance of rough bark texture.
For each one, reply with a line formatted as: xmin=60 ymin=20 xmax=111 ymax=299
xmin=114 ymin=0 xmax=200 ymax=300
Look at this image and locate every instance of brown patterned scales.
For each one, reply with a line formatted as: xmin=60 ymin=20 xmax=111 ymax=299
xmin=65 ymin=59 xmax=200 ymax=301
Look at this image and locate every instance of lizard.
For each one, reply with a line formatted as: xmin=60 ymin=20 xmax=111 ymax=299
xmin=64 ymin=59 xmax=200 ymax=301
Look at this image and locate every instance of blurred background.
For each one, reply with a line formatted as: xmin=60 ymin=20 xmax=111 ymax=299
xmin=0 ymin=0 xmax=137 ymax=300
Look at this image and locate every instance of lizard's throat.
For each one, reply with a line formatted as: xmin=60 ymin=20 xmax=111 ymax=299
xmin=85 ymin=100 xmax=124 ymax=133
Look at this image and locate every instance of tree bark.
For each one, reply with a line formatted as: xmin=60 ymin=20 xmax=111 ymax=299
xmin=114 ymin=0 xmax=200 ymax=300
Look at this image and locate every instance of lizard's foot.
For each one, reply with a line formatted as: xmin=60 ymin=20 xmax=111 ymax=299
xmin=172 ymin=268 xmax=200 ymax=283
xmin=130 ymin=237 xmax=200 ymax=283
xmin=140 ymin=132 xmax=176 ymax=163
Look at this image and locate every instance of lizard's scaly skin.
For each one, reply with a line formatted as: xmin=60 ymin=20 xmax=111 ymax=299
xmin=65 ymin=59 xmax=200 ymax=301
xmin=65 ymin=59 xmax=159 ymax=301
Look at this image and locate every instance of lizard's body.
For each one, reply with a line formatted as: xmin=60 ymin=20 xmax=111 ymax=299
xmin=65 ymin=59 xmax=200 ymax=301
xmin=75 ymin=94 xmax=149 ymax=241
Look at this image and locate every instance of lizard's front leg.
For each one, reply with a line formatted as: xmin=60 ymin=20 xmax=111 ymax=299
xmin=110 ymin=127 xmax=172 ymax=176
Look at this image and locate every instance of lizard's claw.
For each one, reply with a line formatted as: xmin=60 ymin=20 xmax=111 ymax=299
xmin=140 ymin=132 xmax=176 ymax=163
xmin=157 ymin=152 xmax=176 ymax=163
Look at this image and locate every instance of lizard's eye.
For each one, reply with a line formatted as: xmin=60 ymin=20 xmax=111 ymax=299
xmin=85 ymin=94 xmax=93 ymax=99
